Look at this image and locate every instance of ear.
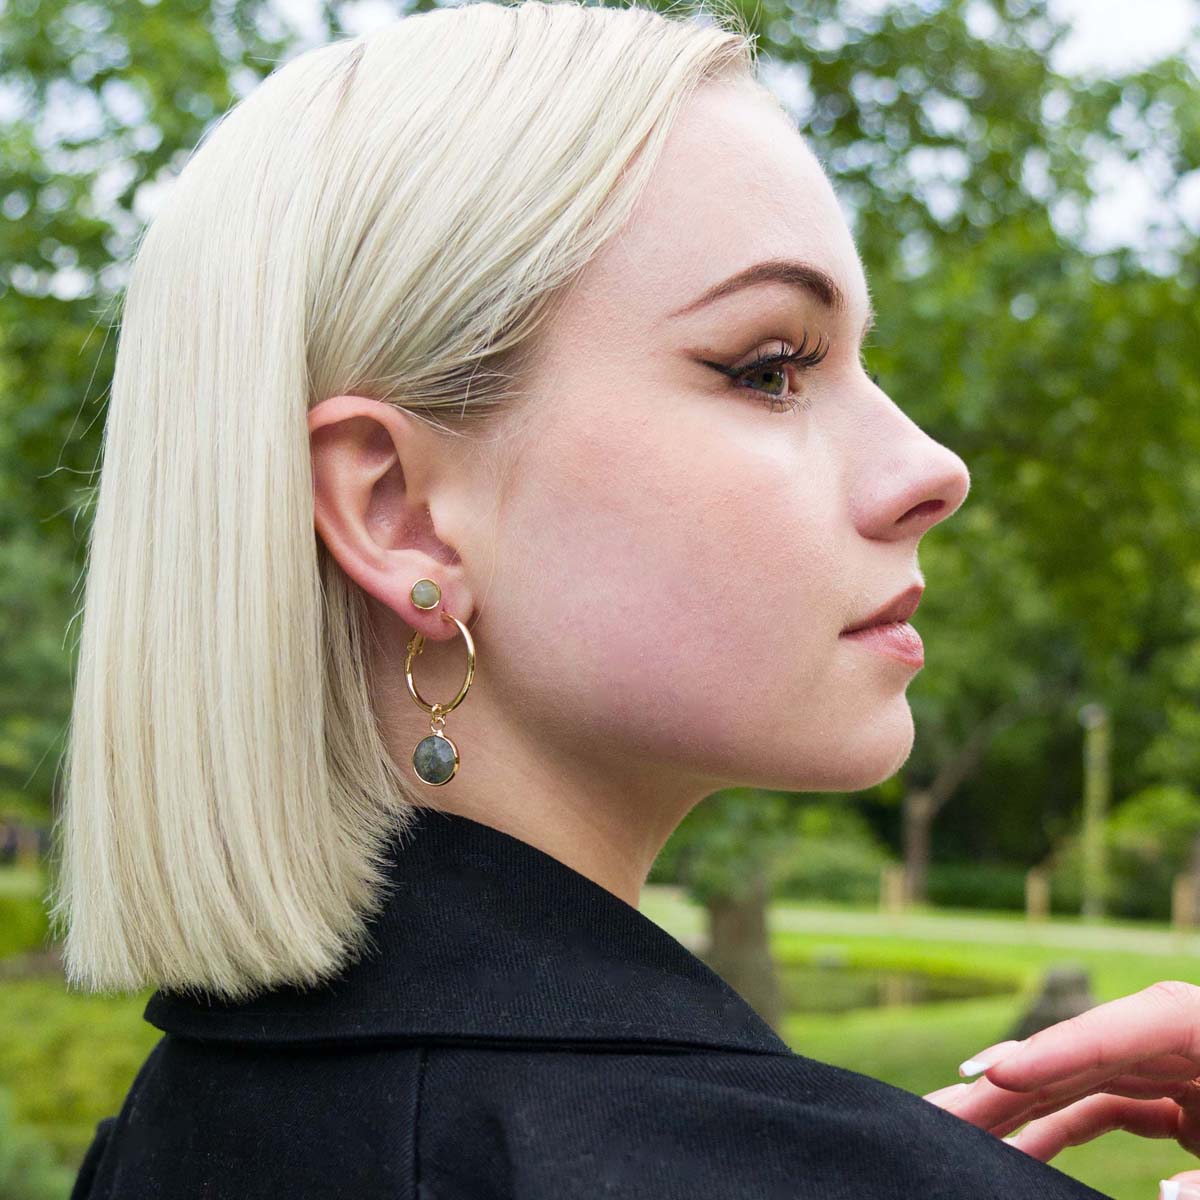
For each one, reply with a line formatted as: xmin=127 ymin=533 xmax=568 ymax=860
xmin=308 ymin=395 xmax=473 ymax=642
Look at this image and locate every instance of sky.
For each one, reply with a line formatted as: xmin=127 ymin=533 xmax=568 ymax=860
xmin=1049 ymin=0 xmax=1196 ymax=74
xmin=1047 ymin=0 xmax=1200 ymax=256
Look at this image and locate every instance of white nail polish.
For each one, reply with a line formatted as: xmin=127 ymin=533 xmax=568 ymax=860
xmin=959 ymin=1039 xmax=1026 ymax=1078
xmin=1160 ymin=1179 xmax=1181 ymax=1200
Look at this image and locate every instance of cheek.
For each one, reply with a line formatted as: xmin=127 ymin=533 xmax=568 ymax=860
xmin=488 ymin=401 xmax=843 ymax=751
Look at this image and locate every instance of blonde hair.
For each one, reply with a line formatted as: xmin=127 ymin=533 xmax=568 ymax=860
xmin=48 ymin=0 xmax=768 ymax=1002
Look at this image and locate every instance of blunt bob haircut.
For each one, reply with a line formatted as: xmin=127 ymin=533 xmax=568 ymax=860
xmin=49 ymin=0 xmax=774 ymax=1002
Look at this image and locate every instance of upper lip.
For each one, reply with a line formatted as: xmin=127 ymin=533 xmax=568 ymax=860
xmin=840 ymin=584 xmax=925 ymax=634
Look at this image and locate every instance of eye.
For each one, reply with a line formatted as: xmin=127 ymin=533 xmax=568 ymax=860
xmin=703 ymin=330 xmax=830 ymax=414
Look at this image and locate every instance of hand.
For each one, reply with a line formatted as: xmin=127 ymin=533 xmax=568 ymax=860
xmin=922 ymin=981 xmax=1200 ymax=1197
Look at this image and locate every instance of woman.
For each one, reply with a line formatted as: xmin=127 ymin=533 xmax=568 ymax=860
xmin=50 ymin=2 xmax=1194 ymax=1196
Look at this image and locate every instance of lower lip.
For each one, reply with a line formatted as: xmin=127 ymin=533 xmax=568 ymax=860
xmin=839 ymin=621 xmax=924 ymax=668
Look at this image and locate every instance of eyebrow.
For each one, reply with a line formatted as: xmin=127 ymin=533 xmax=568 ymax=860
xmin=665 ymin=256 xmax=876 ymax=336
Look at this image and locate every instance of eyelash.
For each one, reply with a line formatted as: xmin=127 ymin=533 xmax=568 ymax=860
xmin=706 ymin=330 xmax=831 ymax=413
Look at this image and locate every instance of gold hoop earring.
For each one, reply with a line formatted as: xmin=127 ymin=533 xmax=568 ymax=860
xmin=405 ymin=578 xmax=475 ymax=786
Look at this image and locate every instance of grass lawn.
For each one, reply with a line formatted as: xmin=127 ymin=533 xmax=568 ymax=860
xmin=640 ymin=885 xmax=1200 ymax=1200
xmin=0 ymin=866 xmax=43 ymax=897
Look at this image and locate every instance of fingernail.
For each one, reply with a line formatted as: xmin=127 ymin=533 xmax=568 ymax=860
xmin=924 ymin=1082 xmax=973 ymax=1104
xmin=959 ymin=1039 xmax=1025 ymax=1078
xmin=1160 ymin=1181 xmax=1200 ymax=1200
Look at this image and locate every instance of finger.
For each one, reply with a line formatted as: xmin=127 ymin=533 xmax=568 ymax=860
xmin=963 ymin=1048 xmax=1199 ymax=1087
xmin=999 ymin=1081 xmax=1200 ymax=1162
xmin=971 ymin=1051 xmax=1200 ymax=1087
xmin=933 ymin=1069 xmax=1200 ymax=1136
xmin=928 ymin=1071 xmax=1086 ymax=1132
xmin=991 ymin=1079 xmax=1200 ymax=1141
xmin=978 ymin=982 xmax=1200 ymax=1093
xmin=923 ymin=1082 xmax=975 ymax=1106
xmin=1001 ymin=1094 xmax=1184 ymax=1162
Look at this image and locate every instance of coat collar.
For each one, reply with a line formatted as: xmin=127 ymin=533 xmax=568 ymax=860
xmin=143 ymin=806 xmax=795 ymax=1057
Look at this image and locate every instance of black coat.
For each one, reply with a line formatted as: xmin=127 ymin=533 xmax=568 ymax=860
xmin=71 ymin=807 xmax=1114 ymax=1198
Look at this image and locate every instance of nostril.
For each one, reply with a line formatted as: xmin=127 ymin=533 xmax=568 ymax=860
xmin=900 ymin=498 xmax=945 ymax=524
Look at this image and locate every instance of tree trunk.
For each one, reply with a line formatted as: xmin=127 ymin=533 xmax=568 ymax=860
xmin=15 ymin=823 xmax=39 ymax=871
xmin=900 ymin=699 xmax=1030 ymax=908
xmin=1188 ymin=830 xmax=1200 ymax=926
xmin=700 ymin=862 xmax=783 ymax=1036
xmin=903 ymin=789 xmax=935 ymax=905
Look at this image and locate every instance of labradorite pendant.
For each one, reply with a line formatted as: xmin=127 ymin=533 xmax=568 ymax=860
xmin=413 ymin=730 xmax=459 ymax=785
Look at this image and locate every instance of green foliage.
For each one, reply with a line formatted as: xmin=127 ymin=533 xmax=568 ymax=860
xmin=0 ymin=0 xmax=295 ymax=807
xmin=1109 ymin=783 xmax=1200 ymax=862
xmin=0 ymin=978 xmax=160 ymax=1164
xmin=1053 ymin=784 xmax=1200 ymax=920
xmin=925 ymin=861 xmax=1028 ymax=911
xmin=0 ymin=866 xmax=51 ymax=963
xmin=0 ymin=891 xmax=50 ymax=960
xmin=659 ymin=792 xmax=894 ymax=907
xmin=0 ymin=534 xmax=77 ymax=813
xmin=771 ymin=801 xmax=893 ymax=904
xmin=655 ymin=787 xmax=793 ymax=904
xmin=0 ymin=1084 xmax=75 ymax=1200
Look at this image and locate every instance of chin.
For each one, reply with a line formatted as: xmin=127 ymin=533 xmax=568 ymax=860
xmin=858 ymin=707 xmax=916 ymax=786
xmin=794 ymin=705 xmax=916 ymax=792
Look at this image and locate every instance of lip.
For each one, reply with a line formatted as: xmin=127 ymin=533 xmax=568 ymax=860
xmin=839 ymin=620 xmax=924 ymax=668
xmin=840 ymin=584 xmax=925 ymax=635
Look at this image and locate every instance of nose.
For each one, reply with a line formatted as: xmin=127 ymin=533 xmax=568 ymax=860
xmin=854 ymin=414 xmax=971 ymax=542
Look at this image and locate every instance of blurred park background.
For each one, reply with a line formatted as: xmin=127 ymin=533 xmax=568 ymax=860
xmin=2 ymin=0 xmax=1199 ymax=1196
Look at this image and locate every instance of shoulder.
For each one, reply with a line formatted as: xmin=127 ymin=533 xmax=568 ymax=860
xmin=416 ymin=1044 xmax=1115 ymax=1200
xmin=70 ymin=1115 xmax=117 ymax=1200
xmin=72 ymin=1033 xmax=427 ymax=1199
xmin=74 ymin=1036 xmax=1114 ymax=1200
